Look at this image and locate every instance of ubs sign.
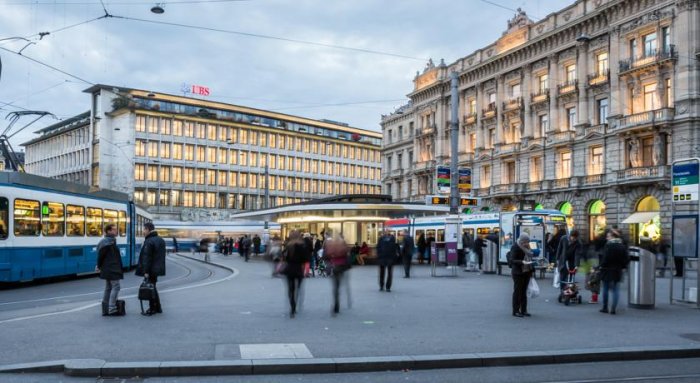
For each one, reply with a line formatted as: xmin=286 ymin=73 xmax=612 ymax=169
xmin=181 ymin=83 xmax=211 ymax=97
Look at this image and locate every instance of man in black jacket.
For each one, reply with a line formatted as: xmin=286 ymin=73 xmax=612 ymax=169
xmin=96 ymin=224 xmax=123 ymax=316
xmin=377 ymin=230 xmax=399 ymax=292
xmin=401 ymin=230 xmax=415 ymax=278
xmin=136 ymin=222 xmax=166 ymax=316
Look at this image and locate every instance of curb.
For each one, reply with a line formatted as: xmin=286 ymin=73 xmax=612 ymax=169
xmin=172 ymin=252 xmax=237 ymax=274
xmin=2 ymin=346 xmax=700 ymax=377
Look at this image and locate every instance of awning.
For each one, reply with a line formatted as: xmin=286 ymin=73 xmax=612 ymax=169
xmin=622 ymin=212 xmax=659 ymax=224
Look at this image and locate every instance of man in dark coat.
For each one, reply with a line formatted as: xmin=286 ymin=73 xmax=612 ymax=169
xmin=556 ymin=229 xmax=583 ymax=290
xmin=416 ymin=233 xmax=426 ymax=264
xmin=96 ymin=224 xmax=123 ymax=316
xmin=473 ymin=234 xmax=488 ymax=271
xmin=377 ymin=230 xmax=399 ymax=291
xmin=252 ymin=234 xmax=262 ymax=256
xmin=136 ymin=222 xmax=166 ymax=316
xmin=401 ymin=230 xmax=415 ymax=278
xmin=242 ymin=235 xmax=252 ymax=262
xmin=599 ymin=230 xmax=629 ymax=315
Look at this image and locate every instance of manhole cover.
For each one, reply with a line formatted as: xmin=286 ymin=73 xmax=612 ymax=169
xmin=680 ymin=333 xmax=700 ymax=342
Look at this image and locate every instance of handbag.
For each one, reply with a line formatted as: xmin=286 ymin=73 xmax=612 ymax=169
xmin=138 ymin=278 xmax=157 ymax=301
xmin=527 ymin=278 xmax=540 ymax=299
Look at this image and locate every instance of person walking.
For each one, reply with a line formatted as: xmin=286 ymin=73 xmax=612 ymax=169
xmin=172 ymin=237 xmax=179 ymax=253
xmin=242 ymin=235 xmax=252 ymax=262
xmin=416 ymin=233 xmax=426 ymax=264
xmin=252 ymin=234 xmax=262 ymax=256
xmin=283 ymin=230 xmax=311 ymax=318
xmin=135 ymin=222 xmax=166 ymax=316
xmin=401 ymin=230 xmax=415 ymax=278
xmin=472 ymin=234 xmax=487 ymax=272
xmin=376 ymin=230 xmax=399 ymax=292
xmin=510 ymin=233 xmax=534 ymax=317
xmin=599 ymin=230 xmax=630 ymax=315
xmin=556 ymin=229 xmax=583 ymax=291
xmin=324 ymin=233 xmax=350 ymax=314
xmin=96 ymin=224 xmax=124 ymax=316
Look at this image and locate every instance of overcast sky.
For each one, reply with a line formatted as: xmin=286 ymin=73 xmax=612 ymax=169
xmin=1 ymin=0 xmax=565 ymax=148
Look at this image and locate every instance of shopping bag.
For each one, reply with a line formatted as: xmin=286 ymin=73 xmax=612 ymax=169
xmin=527 ymin=278 xmax=540 ymax=299
xmin=552 ymin=268 xmax=560 ymax=288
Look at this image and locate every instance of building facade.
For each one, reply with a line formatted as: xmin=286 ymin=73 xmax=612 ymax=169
xmin=381 ymin=0 xmax=700 ymax=244
xmin=24 ymin=85 xmax=382 ymax=221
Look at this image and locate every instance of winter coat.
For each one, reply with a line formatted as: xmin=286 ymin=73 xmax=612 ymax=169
xmin=556 ymin=235 xmax=582 ymax=274
xmin=509 ymin=244 xmax=533 ymax=276
xmin=284 ymin=240 xmax=311 ymax=278
xmin=96 ymin=236 xmax=124 ymax=280
xmin=600 ymin=239 xmax=629 ymax=283
xmin=401 ymin=235 xmax=415 ymax=259
xmin=136 ymin=231 xmax=166 ymax=277
xmin=376 ymin=234 xmax=399 ymax=266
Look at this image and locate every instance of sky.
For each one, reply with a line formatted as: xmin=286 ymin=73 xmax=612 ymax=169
xmin=0 ymin=0 xmax=565 ymax=148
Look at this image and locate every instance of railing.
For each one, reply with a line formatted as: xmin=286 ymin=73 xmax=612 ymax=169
xmin=557 ymin=80 xmax=578 ymax=95
xmin=609 ymin=108 xmax=674 ymax=133
xmin=414 ymin=160 xmax=434 ymax=172
xmin=492 ymin=184 xmax=516 ymax=194
xmin=497 ymin=142 xmax=521 ymax=155
xmin=618 ymin=48 xmax=676 ymax=73
xmin=527 ymin=181 xmax=542 ymax=192
xmin=390 ymin=168 xmax=403 ymax=177
xmin=503 ymin=97 xmax=522 ymax=112
xmin=477 ymin=187 xmax=491 ymax=197
xmin=458 ymin=152 xmax=474 ymax=163
xmin=463 ymin=113 xmax=477 ymax=125
xmin=584 ymin=174 xmax=603 ymax=185
xmin=482 ymin=103 xmax=497 ymax=119
xmin=547 ymin=130 xmax=575 ymax=145
xmin=617 ymin=165 xmax=669 ymax=181
xmin=581 ymin=123 xmax=607 ymax=137
xmin=475 ymin=148 xmax=493 ymax=158
xmin=587 ymin=69 xmax=609 ymax=86
xmin=553 ymin=178 xmax=570 ymax=188
xmin=531 ymin=90 xmax=549 ymax=104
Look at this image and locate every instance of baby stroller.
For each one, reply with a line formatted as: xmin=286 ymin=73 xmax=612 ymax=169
xmin=558 ymin=269 xmax=583 ymax=305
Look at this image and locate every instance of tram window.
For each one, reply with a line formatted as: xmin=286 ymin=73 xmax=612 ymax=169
xmin=66 ymin=205 xmax=85 ymax=236
xmin=437 ymin=229 xmax=445 ymax=242
xmin=426 ymin=229 xmax=436 ymax=240
xmin=0 ymin=197 xmax=8 ymax=240
xmin=13 ymin=199 xmax=40 ymax=236
xmin=414 ymin=229 xmax=425 ymax=244
xmin=118 ymin=211 xmax=127 ymax=237
xmin=104 ymin=209 xmax=118 ymax=235
xmin=86 ymin=207 xmax=103 ymax=237
xmin=41 ymin=202 xmax=65 ymax=236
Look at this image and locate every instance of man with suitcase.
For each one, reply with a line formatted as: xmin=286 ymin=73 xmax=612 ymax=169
xmin=136 ymin=222 xmax=167 ymax=316
xmin=96 ymin=223 xmax=125 ymax=316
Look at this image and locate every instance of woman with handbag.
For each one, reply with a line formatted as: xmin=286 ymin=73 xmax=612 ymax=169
xmin=510 ymin=233 xmax=534 ymax=318
xmin=283 ymin=230 xmax=311 ymax=318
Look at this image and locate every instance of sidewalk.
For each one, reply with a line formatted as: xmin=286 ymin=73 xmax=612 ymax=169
xmin=1 ymin=252 xmax=698 ymax=377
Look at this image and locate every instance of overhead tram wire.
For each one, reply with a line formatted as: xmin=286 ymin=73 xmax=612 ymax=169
xmin=0 ymin=46 xmax=94 ymax=85
xmin=4 ymin=0 xmax=250 ymax=5
xmin=478 ymin=0 xmax=542 ymax=21
xmin=109 ymin=15 xmax=428 ymax=61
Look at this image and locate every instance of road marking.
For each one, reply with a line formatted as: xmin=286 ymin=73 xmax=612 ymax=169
xmin=547 ymin=373 xmax=700 ymax=383
xmin=239 ymin=343 xmax=313 ymax=359
xmin=0 ymin=260 xmax=238 ymax=325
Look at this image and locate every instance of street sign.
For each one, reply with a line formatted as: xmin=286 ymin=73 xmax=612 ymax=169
xmin=436 ymin=166 xmax=450 ymax=194
xmin=672 ymin=159 xmax=700 ymax=203
xmin=426 ymin=196 xmax=479 ymax=206
xmin=458 ymin=168 xmax=472 ymax=194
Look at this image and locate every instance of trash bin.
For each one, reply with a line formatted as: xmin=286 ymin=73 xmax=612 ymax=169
xmin=628 ymin=246 xmax=656 ymax=309
xmin=482 ymin=241 xmax=497 ymax=274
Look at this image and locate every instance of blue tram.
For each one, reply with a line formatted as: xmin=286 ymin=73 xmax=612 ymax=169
xmin=0 ymin=172 xmax=151 ymax=283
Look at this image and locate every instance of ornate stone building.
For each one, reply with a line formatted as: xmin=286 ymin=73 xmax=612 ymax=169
xmin=381 ymin=0 xmax=700 ymax=244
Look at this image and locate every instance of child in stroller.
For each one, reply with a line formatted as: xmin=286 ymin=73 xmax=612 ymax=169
xmin=558 ymin=268 xmax=583 ymax=305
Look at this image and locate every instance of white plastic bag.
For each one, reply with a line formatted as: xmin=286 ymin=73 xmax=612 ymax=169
xmin=527 ymin=278 xmax=540 ymax=299
xmin=552 ymin=268 xmax=560 ymax=288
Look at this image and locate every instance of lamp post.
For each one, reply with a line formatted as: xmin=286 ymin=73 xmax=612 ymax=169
xmin=444 ymin=70 xmax=461 ymax=267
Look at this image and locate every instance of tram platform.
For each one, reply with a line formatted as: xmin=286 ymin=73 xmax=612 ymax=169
xmin=1 ymin=251 xmax=699 ymax=378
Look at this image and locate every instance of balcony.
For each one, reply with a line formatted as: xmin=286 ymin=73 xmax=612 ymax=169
xmin=463 ymin=113 xmax=477 ymax=125
xmin=578 ymin=123 xmax=607 ymax=138
xmin=531 ymin=90 xmax=549 ymax=104
xmin=583 ymin=174 xmax=603 ymax=186
xmin=616 ymin=165 xmax=670 ymax=183
xmin=477 ymin=187 xmax=491 ymax=197
xmin=458 ymin=152 xmax=474 ymax=163
xmin=475 ymin=147 xmax=493 ymax=159
xmin=491 ymin=184 xmax=516 ymax=195
xmin=619 ymin=48 xmax=676 ymax=75
xmin=546 ymin=130 xmax=575 ymax=146
xmin=526 ymin=181 xmax=542 ymax=192
xmin=496 ymin=142 xmax=521 ymax=156
xmin=414 ymin=160 xmax=435 ymax=173
xmin=482 ymin=103 xmax=497 ymax=120
xmin=609 ymin=108 xmax=674 ymax=134
xmin=390 ymin=168 xmax=404 ymax=177
xmin=587 ymin=69 xmax=609 ymax=87
xmin=557 ymin=80 xmax=578 ymax=96
xmin=553 ymin=178 xmax=571 ymax=189
xmin=503 ymin=97 xmax=523 ymax=112
xmin=523 ymin=137 xmax=546 ymax=150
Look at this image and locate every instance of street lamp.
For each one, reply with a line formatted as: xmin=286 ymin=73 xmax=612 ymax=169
xmin=150 ymin=3 xmax=165 ymax=14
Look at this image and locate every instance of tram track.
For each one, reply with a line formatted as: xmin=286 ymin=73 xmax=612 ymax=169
xmin=0 ymin=255 xmax=235 ymax=324
xmin=0 ymin=256 xmax=197 ymax=309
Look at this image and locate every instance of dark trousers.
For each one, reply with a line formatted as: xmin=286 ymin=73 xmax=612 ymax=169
xmin=244 ymin=250 xmax=249 ymax=262
xmin=147 ymin=275 xmax=161 ymax=312
xmin=512 ymin=273 xmax=530 ymax=315
xmin=286 ymin=276 xmax=303 ymax=313
xmin=332 ymin=270 xmax=346 ymax=313
xmin=402 ymin=255 xmax=412 ymax=277
xmin=379 ymin=264 xmax=393 ymax=290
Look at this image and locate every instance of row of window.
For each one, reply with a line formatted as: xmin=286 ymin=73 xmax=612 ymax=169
xmin=0 ymin=197 xmax=127 ymax=239
xmin=25 ymin=127 xmax=89 ymax=163
xmin=134 ymin=163 xmax=380 ymax=184
xmin=133 ymin=182 xmax=382 ymax=208
xmin=135 ymin=116 xmax=381 ymax=161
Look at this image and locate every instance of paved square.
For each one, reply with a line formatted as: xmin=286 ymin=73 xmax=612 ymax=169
xmin=239 ymin=343 xmax=313 ymax=359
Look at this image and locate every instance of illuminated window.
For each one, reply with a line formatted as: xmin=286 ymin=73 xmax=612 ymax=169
xmin=218 ymin=126 xmax=228 ymax=141
xmin=207 ymin=147 xmax=216 ymax=163
xmin=538 ymin=74 xmax=548 ymax=92
xmin=278 ymin=155 xmax=285 ymax=170
xmin=269 ymin=175 xmax=277 ymax=190
xmin=135 ymin=140 xmax=146 ymax=156
xmin=218 ymin=148 xmax=227 ymax=164
xmin=135 ymin=164 xmax=145 ymax=180
xmin=160 ymin=142 xmax=170 ymax=158
xmin=66 ymin=205 xmax=85 ymax=236
xmin=278 ymin=135 xmax=285 ymax=149
xmin=230 ymin=128 xmax=238 ymax=143
xmin=644 ymin=83 xmax=657 ymax=111
xmin=160 ymin=166 xmax=171 ymax=182
xmin=161 ymin=119 xmax=171 ymax=135
xmin=184 ymin=144 xmax=194 ymax=161
xmin=269 ymin=134 xmax=276 ymax=148
xmin=158 ymin=190 xmax=170 ymax=206
xmin=565 ymin=64 xmax=576 ymax=83
xmin=196 ymin=192 xmax=205 ymax=207
xmin=172 ymin=167 xmax=182 ymax=183
xmin=184 ymin=168 xmax=194 ymax=184
xmin=260 ymin=132 xmax=267 ymax=146
xmin=118 ymin=210 xmax=127 ymax=236
xmin=207 ymin=169 xmax=216 ymax=185
xmin=590 ymin=146 xmax=603 ymax=174
xmin=229 ymin=172 xmax=237 ymax=187
xmin=230 ymin=149 xmax=238 ymax=165
xmin=295 ymin=137 xmax=302 ymax=151
xmin=103 ymin=209 xmax=118 ymax=233
xmin=173 ymin=120 xmax=183 ymax=136
xmin=303 ymin=139 xmax=310 ymax=153
xmin=196 ymin=169 xmax=205 ymax=184
xmin=173 ymin=143 xmax=183 ymax=159
xmin=86 ymin=207 xmax=103 ymax=237
xmin=206 ymin=193 xmax=216 ymax=208
xmin=136 ymin=116 xmax=146 ymax=132
xmin=240 ymin=152 xmax=248 ymax=166
xmin=250 ymin=152 xmax=258 ymax=167
xmin=147 ymin=142 xmax=158 ymax=157
xmin=249 ymin=173 xmax=257 ymax=188
xmin=249 ymin=131 xmax=257 ymax=146
xmin=207 ymin=124 xmax=216 ymax=140
xmin=147 ymin=165 xmax=158 ymax=181
xmin=311 ymin=159 xmax=318 ymax=173
xmin=197 ymin=147 xmax=205 ymax=162
xmin=270 ymin=154 xmax=277 ymax=169
xmin=196 ymin=123 xmax=206 ymax=139
xmin=41 ymin=202 xmax=65 ymax=236
xmin=240 ymin=129 xmax=248 ymax=144
xmin=171 ymin=190 xmax=182 ymax=207
xmin=596 ymin=52 xmax=608 ymax=75
xmin=148 ymin=117 xmax=158 ymax=133
xmin=320 ymin=142 xmax=326 ymax=155
xmin=183 ymin=191 xmax=194 ymax=207
xmin=240 ymin=173 xmax=248 ymax=188
xmin=218 ymin=170 xmax=226 ymax=186
xmin=295 ymin=158 xmax=301 ymax=171
xmin=184 ymin=122 xmax=194 ymax=137
xmin=560 ymin=151 xmax=572 ymax=178
xmin=311 ymin=141 xmax=318 ymax=153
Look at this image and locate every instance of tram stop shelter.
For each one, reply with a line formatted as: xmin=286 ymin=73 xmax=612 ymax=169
xmin=231 ymin=194 xmax=449 ymax=249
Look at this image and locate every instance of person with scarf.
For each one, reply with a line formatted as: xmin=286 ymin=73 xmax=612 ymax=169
xmin=510 ymin=233 xmax=533 ymax=317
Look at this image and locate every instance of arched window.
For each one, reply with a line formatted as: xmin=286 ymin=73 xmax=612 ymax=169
xmin=588 ymin=200 xmax=606 ymax=241
xmin=635 ymin=196 xmax=661 ymax=244
xmin=558 ymin=201 xmax=574 ymax=230
xmin=534 ymin=203 xmax=544 ymax=211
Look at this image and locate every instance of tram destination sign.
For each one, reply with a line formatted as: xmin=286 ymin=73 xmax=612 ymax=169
xmin=426 ymin=196 xmax=479 ymax=206
xmin=672 ymin=159 xmax=700 ymax=203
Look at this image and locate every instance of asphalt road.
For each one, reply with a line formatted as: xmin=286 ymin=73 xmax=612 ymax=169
xmin=0 ymin=252 xmax=698 ymax=370
xmin=3 ymin=357 xmax=700 ymax=382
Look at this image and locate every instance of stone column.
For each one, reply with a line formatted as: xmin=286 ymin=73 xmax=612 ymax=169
xmin=608 ymin=28 xmax=622 ymax=117
xmin=577 ymin=40 xmax=590 ymax=127
xmin=548 ymin=54 xmax=560 ymax=132
xmin=522 ymin=65 xmax=533 ymax=138
xmin=496 ymin=75 xmax=505 ymax=144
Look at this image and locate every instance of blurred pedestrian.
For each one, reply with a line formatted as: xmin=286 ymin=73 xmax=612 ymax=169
xmin=510 ymin=233 xmax=533 ymax=317
xmin=416 ymin=233 xmax=426 ymax=264
xmin=324 ymin=233 xmax=350 ymax=314
xmin=357 ymin=242 xmax=369 ymax=265
xmin=599 ymin=230 xmax=630 ymax=315
xmin=556 ymin=230 xmax=582 ymax=291
xmin=377 ymin=229 xmax=398 ymax=292
xmin=401 ymin=230 xmax=415 ymax=278
xmin=252 ymin=234 xmax=262 ymax=256
xmin=135 ymin=222 xmax=166 ymax=316
xmin=283 ymin=230 xmax=311 ymax=318
xmin=96 ymin=223 xmax=123 ymax=316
